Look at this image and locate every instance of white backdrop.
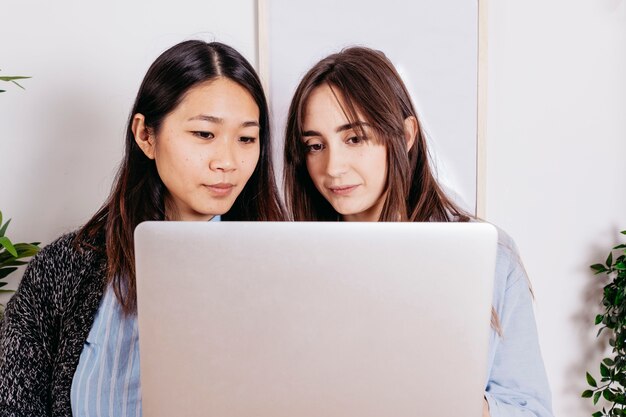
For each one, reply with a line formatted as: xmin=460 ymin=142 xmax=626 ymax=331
xmin=266 ymin=0 xmax=479 ymax=213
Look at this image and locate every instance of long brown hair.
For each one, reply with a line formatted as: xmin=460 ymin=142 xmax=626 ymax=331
xmin=284 ymin=46 xmax=469 ymax=223
xmin=75 ymin=40 xmax=285 ymax=315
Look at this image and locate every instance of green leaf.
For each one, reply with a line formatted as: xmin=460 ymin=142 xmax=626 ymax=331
xmin=14 ymin=246 xmax=40 ymax=259
xmin=582 ymin=389 xmax=594 ymax=398
xmin=615 ymin=393 xmax=626 ymax=406
xmin=0 ymin=289 xmax=15 ymax=294
xmin=621 ymin=230 xmax=626 ymax=235
xmin=0 ymin=76 xmax=31 ymax=82
xmin=587 ymin=372 xmax=598 ymax=387
xmin=607 ymin=252 xmax=614 ymax=268
xmin=615 ymin=262 xmax=626 ymax=271
xmin=603 ymin=389 xmax=615 ymax=401
xmin=0 ymin=90 xmax=5 ymax=93
xmin=0 ymin=267 xmax=18 ymax=279
xmin=0 ymin=260 xmax=27 ymax=268
xmin=616 ymin=290 xmax=624 ymax=306
xmin=0 ymin=237 xmax=17 ymax=257
xmin=614 ymin=244 xmax=626 ymax=250
xmin=0 ymin=218 xmax=10 ymax=237
xmin=604 ymin=358 xmax=616 ymax=366
xmin=592 ymin=263 xmax=609 ymax=274
xmin=594 ymin=391 xmax=602 ymax=405
xmin=601 ymin=362 xmax=610 ymax=377
xmin=596 ymin=314 xmax=605 ymax=325
xmin=0 ymin=243 xmax=41 ymax=264
xmin=0 ymin=281 xmax=7 ymax=288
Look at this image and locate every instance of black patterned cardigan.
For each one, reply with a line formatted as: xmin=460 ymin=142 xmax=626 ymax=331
xmin=0 ymin=232 xmax=107 ymax=417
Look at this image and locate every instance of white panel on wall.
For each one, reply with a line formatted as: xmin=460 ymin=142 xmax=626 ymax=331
xmin=0 ymin=0 xmax=257 ymax=298
xmin=486 ymin=1 xmax=626 ymax=416
xmin=267 ymin=0 xmax=479 ymax=213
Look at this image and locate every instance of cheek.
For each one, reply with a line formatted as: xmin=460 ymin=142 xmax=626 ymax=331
xmin=241 ymin=146 xmax=261 ymax=174
xmin=305 ymin=157 xmax=324 ymax=180
xmin=156 ymin=140 xmax=200 ymax=183
xmin=369 ymin=149 xmax=388 ymax=184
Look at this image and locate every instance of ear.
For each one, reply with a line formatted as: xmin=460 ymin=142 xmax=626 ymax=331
xmin=131 ymin=113 xmax=156 ymax=160
xmin=403 ymin=116 xmax=418 ymax=151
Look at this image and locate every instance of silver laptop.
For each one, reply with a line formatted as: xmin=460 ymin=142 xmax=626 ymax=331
xmin=134 ymin=222 xmax=497 ymax=417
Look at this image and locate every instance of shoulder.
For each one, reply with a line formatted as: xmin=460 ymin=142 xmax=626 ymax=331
xmin=13 ymin=231 xmax=106 ymax=310
xmin=468 ymin=219 xmax=527 ymax=290
xmin=494 ymin=226 xmax=520 ymax=263
xmin=488 ymin=225 xmax=530 ymax=295
xmin=31 ymin=231 xmax=103 ymax=271
xmin=31 ymin=231 xmax=104 ymax=264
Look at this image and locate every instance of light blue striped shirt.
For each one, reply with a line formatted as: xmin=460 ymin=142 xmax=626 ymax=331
xmin=71 ymin=284 xmax=142 ymax=417
xmin=71 ymin=216 xmax=220 ymax=416
xmin=484 ymin=229 xmax=553 ymax=417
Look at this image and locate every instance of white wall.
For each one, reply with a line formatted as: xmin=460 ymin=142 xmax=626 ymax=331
xmin=0 ymin=0 xmax=257 ymax=300
xmin=485 ymin=1 xmax=626 ymax=416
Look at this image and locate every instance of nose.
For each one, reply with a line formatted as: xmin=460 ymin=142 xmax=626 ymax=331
xmin=325 ymin=144 xmax=349 ymax=178
xmin=209 ymin=138 xmax=236 ymax=172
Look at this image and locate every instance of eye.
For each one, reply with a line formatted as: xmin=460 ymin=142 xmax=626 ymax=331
xmin=346 ymin=136 xmax=364 ymax=145
xmin=192 ymin=131 xmax=214 ymax=140
xmin=239 ymin=136 xmax=257 ymax=144
xmin=305 ymin=142 xmax=325 ymax=153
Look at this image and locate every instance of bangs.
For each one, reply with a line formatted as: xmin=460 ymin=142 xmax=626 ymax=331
xmin=323 ymin=81 xmax=388 ymax=146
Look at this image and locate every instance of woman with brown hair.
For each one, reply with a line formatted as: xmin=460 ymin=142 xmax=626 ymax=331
xmin=284 ymin=46 xmax=553 ymax=417
xmin=0 ymin=40 xmax=284 ymax=417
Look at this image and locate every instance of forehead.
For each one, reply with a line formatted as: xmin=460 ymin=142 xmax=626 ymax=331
xmin=303 ymin=84 xmax=365 ymax=128
xmin=175 ymin=77 xmax=260 ymax=121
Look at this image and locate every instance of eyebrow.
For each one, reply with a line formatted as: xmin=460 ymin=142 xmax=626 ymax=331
xmin=302 ymin=121 xmax=370 ymax=137
xmin=189 ymin=114 xmax=259 ymax=128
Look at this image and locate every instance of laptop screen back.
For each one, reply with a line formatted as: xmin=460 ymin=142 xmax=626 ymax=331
xmin=135 ymin=221 xmax=497 ymax=417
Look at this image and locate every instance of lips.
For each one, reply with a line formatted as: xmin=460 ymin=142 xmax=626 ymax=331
xmin=205 ymin=183 xmax=235 ymax=196
xmin=328 ymin=184 xmax=359 ymax=195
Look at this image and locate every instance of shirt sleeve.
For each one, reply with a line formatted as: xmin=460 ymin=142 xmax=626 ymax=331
xmin=485 ymin=243 xmax=554 ymax=417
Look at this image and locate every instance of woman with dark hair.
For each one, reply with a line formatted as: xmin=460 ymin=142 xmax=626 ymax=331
xmin=0 ymin=40 xmax=284 ymax=416
xmin=284 ymin=47 xmax=553 ymax=417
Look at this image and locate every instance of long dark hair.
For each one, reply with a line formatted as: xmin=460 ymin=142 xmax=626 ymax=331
xmin=284 ymin=46 xmax=468 ymax=223
xmin=76 ymin=40 xmax=285 ymax=314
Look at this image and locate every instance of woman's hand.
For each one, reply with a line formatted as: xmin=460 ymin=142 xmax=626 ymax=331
xmin=483 ymin=397 xmax=490 ymax=417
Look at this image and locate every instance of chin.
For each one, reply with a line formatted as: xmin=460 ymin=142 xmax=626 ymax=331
xmin=199 ymin=200 xmax=236 ymax=214
xmin=333 ymin=207 xmax=357 ymax=216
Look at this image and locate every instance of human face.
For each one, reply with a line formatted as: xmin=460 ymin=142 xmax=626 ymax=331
xmin=302 ymin=84 xmax=388 ymax=222
xmin=134 ymin=77 xmax=261 ymax=221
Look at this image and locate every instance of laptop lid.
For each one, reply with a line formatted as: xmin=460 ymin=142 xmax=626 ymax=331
xmin=134 ymin=222 xmax=497 ymax=417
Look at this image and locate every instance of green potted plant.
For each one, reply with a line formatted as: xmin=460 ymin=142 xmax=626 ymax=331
xmin=583 ymin=230 xmax=626 ymax=416
xmin=0 ymin=211 xmax=41 ymax=320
